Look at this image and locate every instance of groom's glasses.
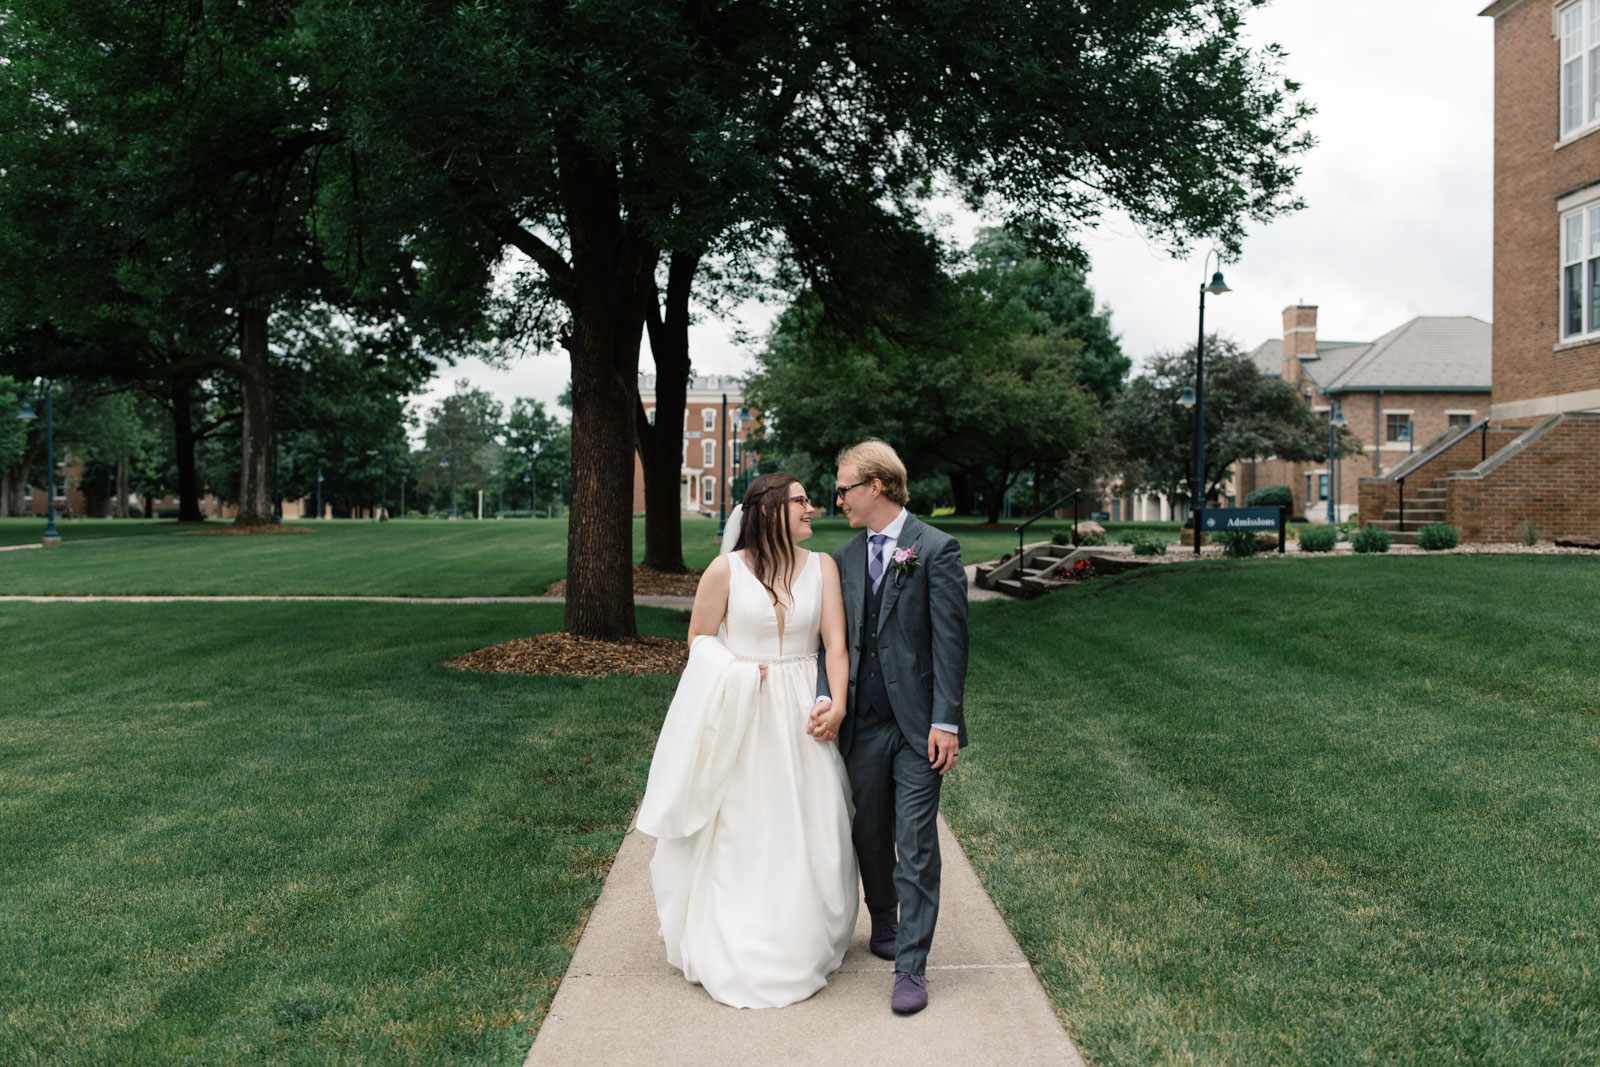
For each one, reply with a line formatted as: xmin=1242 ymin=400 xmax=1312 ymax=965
xmin=835 ymin=480 xmax=868 ymax=498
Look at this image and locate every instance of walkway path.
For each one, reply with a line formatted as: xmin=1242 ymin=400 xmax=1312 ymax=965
xmin=525 ymin=814 xmax=1085 ymax=1066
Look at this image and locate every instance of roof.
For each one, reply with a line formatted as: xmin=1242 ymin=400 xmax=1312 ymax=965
xmin=1245 ymin=338 xmax=1367 ymax=379
xmin=1249 ymin=316 xmax=1491 ymax=394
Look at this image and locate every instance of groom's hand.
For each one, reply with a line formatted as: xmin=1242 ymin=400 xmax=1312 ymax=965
xmin=928 ymin=727 xmax=959 ymax=774
xmin=806 ymin=697 xmax=835 ymax=742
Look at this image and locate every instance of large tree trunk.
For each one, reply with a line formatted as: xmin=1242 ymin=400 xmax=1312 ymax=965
xmin=234 ymin=305 xmax=275 ymax=526
xmin=171 ymin=381 xmax=204 ymax=522
xmin=637 ymin=249 xmax=702 ymax=573
xmin=560 ymin=149 xmax=659 ymax=639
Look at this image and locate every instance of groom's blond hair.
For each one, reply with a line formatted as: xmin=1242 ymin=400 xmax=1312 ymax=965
xmin=837 ymin=439 xmax=909 ymax=506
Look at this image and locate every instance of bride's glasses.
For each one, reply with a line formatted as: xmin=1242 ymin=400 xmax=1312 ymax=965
xmin=789 ymin=494 xmax=812 ymax=509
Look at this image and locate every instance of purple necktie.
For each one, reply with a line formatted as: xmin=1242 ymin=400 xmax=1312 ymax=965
xmin=869 ymin=533 xmax=888 ymax=592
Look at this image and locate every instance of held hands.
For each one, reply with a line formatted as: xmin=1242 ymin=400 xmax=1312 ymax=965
xmin=806 ymin=697 xmax=844 ymax=743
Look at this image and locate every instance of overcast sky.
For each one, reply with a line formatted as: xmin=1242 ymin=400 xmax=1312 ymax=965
xmin=410 ymin=0 xmax=1495 ymax=424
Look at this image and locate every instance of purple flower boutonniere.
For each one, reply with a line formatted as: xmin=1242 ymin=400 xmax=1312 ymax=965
xmin=890 ymin=543 xmax=920 ymax=588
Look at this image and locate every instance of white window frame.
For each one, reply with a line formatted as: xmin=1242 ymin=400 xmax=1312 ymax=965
xmin=1559 ymin=1 xmax=1600 ymax=141
xmin=1560 ymin=193 xmax=1600 ymax=341
xmin=1445 ymin=409 xmax=1476 ymax=429
xmin=702 ymin=476 xmax=715 ymax=505
xmin=702 ymin=440 xmax=716 ymax=467
xmin=702 ymin=408 xmax=716 ymax=432
xmin=682 ymin=441 xmax=689 ymax=467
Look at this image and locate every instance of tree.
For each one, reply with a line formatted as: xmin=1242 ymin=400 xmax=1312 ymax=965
xmin=336 ymin=0 xmax=1312 ymax=637
xmin=414 ymin=383 xmax=504 ymax=516
xmin=1106 ymin=337 xmax=1363 ymax=503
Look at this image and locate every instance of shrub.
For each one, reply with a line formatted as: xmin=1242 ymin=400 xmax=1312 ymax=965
xmin=1350 ymin=526 xmax=1392 ymax=553
xmin=1298 ymin=526 xmax=1338 ymax=553
xmin=1215 ymin=529 xmax=1263 ymax=557
xmin=1075 ymin=532 xmax=1106 ymax=547
xmin=126 ymin=505 xmax=144 ymax=519
xmin=1415 ymin=523 xmax=1460 ymax=551
xmin=1131 ymin=538 xmax=1166 ymax=556
xmin=1052 ymin=531 xmax=1073 ymax=546
xmin=1289 ymin=514 xmax=1308 ymax=523
xmin=1515 ymin=518 xmax=1541 ymax=546
xmin=1245 ymin=484 xmax=1294 ymax=509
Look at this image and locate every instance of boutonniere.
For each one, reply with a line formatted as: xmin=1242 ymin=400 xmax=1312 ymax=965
xmin=890 ymin=543 xmax=920 ymax=588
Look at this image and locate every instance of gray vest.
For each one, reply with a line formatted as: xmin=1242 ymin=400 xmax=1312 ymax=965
xmin=857 ymin=570 xmax=893 ymax=724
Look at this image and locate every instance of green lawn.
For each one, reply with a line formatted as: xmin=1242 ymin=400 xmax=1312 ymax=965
xmin=0 ymin=601 xmax=682 ymax=1065
xmin=0 ymin=514 xmax=1175 ymax=595
xmin=945 ymin=554 xmax=1600 ymax=1065
xmin=7 ymin=531 xmax=1594 ymax=1064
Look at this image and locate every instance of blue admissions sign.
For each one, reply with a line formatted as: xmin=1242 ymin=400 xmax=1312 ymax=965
xmin=1202 ymin=506 xmax=1283 ymax=532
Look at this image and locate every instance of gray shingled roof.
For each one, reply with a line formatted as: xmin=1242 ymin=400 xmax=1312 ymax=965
xmin=1249 ymin=316 xmax=1490 ymax=393
xmin=1246 ymin=338 xmax=1368 ymax=381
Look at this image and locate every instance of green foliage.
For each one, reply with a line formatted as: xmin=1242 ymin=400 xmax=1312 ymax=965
xmin=1516 ymin=519 xmax=1542 ymax=546
xmin=1075 ymin=532 xmax=1107 ymax=547
xmin=1108 ymin=339 xmax=1364 ymax=501
xmin=1350 ymin=526 xmax=1393 ymax=554
xmin=1416 ymin=523 xmax=1460 ymax=551
xmin=1131 ymin=538 xmax=1167 ymax=556
xmin=0 ymin=376 xmax=27 ymax=471
xmin=1298 ymin=526 xmax=1339 ymax=553
xmin=1052 ymin=531 xmax=1074 ymax=546
xmin=1215 ymin=529 xmax=1264 ymax=557
xmin=1246 ymin=484 xmax=1294 ymax=509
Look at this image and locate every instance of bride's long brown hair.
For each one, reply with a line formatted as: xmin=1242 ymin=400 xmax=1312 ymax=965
xmin=733 ymin=472 xmax=804 ymax=606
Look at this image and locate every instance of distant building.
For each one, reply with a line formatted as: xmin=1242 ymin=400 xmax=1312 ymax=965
xmin=1245 ymin=306 xmax=1490 ymax=521
xmin=632 ymin=374 xmax=763 ymax=516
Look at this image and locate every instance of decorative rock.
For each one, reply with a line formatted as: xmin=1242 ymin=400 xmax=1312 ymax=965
xmin=1258 ymin=533 xmax=1280 ymax=550
xmin=1553 ymin=534 xmax=1600 ymax=549
xmin=1074 ymin=521 xmax=1107 ymax=543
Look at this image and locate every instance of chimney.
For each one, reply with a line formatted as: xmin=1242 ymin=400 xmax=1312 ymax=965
xmin=1281 ymin=304 xmax=1318 ymax=385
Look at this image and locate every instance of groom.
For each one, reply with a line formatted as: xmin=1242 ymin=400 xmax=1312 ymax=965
xmin=811 ymin=439 xmax=968 ymax=1014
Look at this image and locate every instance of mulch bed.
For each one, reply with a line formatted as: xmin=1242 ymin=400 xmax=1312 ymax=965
xmin=179 ymin=524 xmax=313 ymax=535
xmin=447 ymin=632 xmax=688 ymax=677
xmin=544 ymin=564 xmax=702 ymax=598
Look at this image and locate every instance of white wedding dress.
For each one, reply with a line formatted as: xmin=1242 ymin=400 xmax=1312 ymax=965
xmin=639 ymin=550 xmax=859 ymax=1009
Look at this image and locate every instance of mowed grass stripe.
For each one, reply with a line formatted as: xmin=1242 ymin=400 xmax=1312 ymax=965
xmin=946 ymin=555 xmax=1600 ymax=1066
xmin=0 ymin=602 xmax=685 ymax=1065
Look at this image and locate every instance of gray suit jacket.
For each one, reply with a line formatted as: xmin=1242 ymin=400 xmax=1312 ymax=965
xmin=817 ymin=514 xmax=969 ymax=756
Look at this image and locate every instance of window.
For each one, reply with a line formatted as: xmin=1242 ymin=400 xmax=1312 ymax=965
xmin=1317 ymin=473 xmax=1329 ymax=502
xmin=1560 ymin=200 xmax=1600 ymax=338
xmin=702 ymin=476 xmax=715 ymax=505
xmin=703 ymin=408 xmax=716 ymax=432
xmin=1447 ymin=412 xmax=1473 ymax=429
xmin=1560 ymin=1 xmax=1600 ymax=139
xmin=1385 ymin=413 xmax=1413 ymax=443
xmin=645 ymin=407 xmax=656 ymax=425
xmin=702 ymin=440 xmax=716 ymax=467
xmin=1305 ymin=474 xmax=1313 ymax=504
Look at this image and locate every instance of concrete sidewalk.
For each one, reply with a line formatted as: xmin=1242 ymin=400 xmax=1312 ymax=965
xmin=525 ymin=814 xmax=1086 ymax=1067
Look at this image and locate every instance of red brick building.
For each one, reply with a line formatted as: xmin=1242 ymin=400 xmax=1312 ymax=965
xmin=1354 ymin=1 xmax=1600 ymax=543
xmin=631 ymin=374 xmax=762 ymax=515
xmin=1245 ymin=307 xmax=1490 ymax=521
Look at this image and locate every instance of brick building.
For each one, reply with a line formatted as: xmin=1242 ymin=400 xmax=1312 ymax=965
xmin=631 ymin=374 xmax=762 ymax=516
xmin=1354 ymin=1 xmax=1600 ymax=543
xmin=1244 ymin=307 xmax=1490 ymax=521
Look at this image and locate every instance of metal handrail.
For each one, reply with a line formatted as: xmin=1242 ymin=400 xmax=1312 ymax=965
xmin=1014 ymin=488 xmax=1080 ymax=556
xmin=1395 ymin=419 xmax=1490 ymax=531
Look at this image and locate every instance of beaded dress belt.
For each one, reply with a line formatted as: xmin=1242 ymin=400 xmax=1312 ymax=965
xmin=732 ymin=651 xmax=817 ymax=664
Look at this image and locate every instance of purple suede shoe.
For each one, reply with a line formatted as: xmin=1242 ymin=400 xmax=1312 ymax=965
xmin=869 ymin=920 xmax=898 ymax=961
xmin=892 ymin=972 xmax=927 ymax=1014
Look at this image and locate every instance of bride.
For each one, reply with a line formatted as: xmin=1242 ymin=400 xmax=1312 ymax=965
xmin=638 ymin=472 xmax=858 ymax=1009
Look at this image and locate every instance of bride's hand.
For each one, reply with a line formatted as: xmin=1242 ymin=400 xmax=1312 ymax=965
xmin=758 ymin=663 xmax=767 ymax=684
xmin=808 ymin=698 xmax=844 ymax=743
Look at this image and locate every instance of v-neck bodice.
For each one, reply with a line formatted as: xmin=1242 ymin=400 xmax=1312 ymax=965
xmin=726 ymin=551 xmax=821 ymax=659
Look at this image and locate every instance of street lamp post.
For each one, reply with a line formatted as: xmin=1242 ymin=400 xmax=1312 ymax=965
xmin=441 ymin=453 xmax=457 ymax=519
xmin=1327 ymin=403 xmax=1348 ymax=524
xmin=16 ymin=388 xmax=59 ymax=546
xmin=316 ymin=468 xmax=324 ymax=521
xmin=1178 ymin=252 xmax=1232 ymax=554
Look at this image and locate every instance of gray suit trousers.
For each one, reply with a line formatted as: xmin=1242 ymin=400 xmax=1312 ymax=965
xmin=844 ymin=713 xmax=942 ymax=975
